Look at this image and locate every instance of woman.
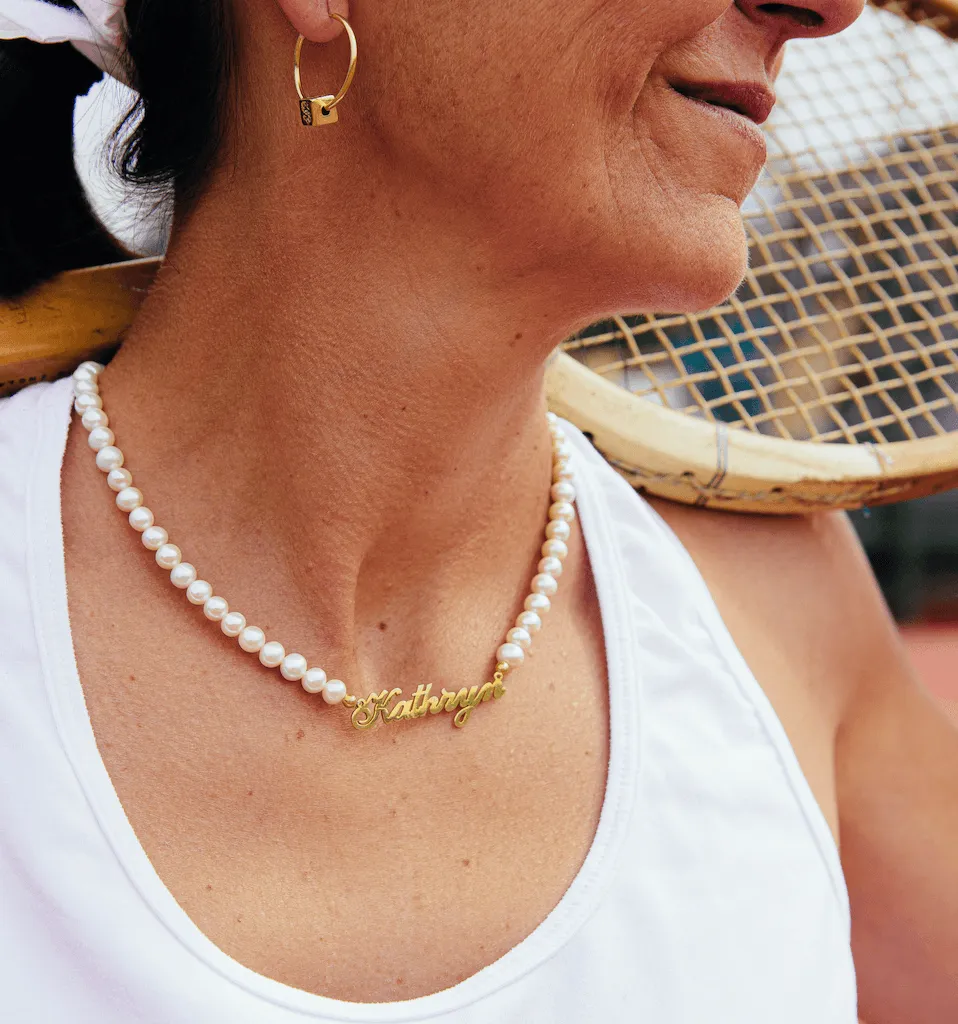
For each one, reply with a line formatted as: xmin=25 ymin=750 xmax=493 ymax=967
xmin=0 ymin=0 xmax=956 ymax=1021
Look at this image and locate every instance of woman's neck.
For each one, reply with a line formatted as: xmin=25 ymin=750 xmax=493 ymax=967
xmin=96 ymin=173 xmax=579 ymax=661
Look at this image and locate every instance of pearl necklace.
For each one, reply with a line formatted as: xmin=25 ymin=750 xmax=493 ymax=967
xmin=72 ymin=361 xmax=577 ymax=730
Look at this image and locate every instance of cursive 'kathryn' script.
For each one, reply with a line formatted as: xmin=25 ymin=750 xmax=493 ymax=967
xmin=346 ymin=674 xmax=507 ymax=730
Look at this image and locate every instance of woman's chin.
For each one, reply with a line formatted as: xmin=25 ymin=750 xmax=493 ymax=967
xmin=671 ymin=251 xmax=750 ymax=313
xmin=683 ymin=214 xmax=752 ymax=311
xmin=614 ymin=212 xmax=751 ymax=316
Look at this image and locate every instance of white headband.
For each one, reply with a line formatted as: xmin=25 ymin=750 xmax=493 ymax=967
xmin=0 ymin=0 xmax=129 ymax=84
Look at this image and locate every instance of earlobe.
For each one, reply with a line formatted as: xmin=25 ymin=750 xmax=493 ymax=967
xmin=274 ymin=0 xmax=350 ymax=43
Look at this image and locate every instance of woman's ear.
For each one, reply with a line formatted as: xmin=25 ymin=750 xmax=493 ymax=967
xmin=274 ymin=0 xmax=350 ymax=43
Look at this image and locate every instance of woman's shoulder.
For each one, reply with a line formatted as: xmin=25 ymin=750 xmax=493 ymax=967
xmin=647 ymin=494 xmax=883 ymax=723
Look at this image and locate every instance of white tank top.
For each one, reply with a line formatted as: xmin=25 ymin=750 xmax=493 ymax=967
xmin=0 ymin=378 xmax=857 ymax=1023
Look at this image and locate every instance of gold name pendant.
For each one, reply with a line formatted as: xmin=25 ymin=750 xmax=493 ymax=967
xmin=343 ymin=672 xmax=507 ymax=730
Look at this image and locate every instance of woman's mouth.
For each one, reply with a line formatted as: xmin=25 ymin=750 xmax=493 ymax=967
xmin=667 ymin=79 xmax=773 ymax=161
xmin=669 ymin=80 xmax=777 ymax=125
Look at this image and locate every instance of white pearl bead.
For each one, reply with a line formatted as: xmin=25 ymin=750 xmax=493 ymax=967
xmin=545 ymin=519 xmax=570 ymax=541
xmin=73 ymin=378 xmax=98 ymax=397
xmin=106 ymin=466 xmax=131 ymax=489
xmin=259 ymin=641 xmax=285 ymax=668
xmin=506 ymin=626 xmax=532 ymax=650
xmin=538 ymin=556 xmax=563 ymax=578
xmin=128 ymin=506 xmax=154 ymax=532
xmin=203 ymin=595 xmax=229 ymax=621
xmin=516 ymin=610 xmax=542 ymax=634
xmin=186 ymin=579 xmax=213 ymax=605
xmin=72 ymin=365 xmax=97 ymax=384
xmin=80 ymin=408 xmax=108 ymax=431
xmin=524 ymin=592 xmax=551 ymax=615
xmin=77 ymin=360 xmax=104 ymax=377
xmin=74 ymin=393 xmax=102 ymax=414
xmin=553 ymin=462 xmax=574 ymax=482
xmin=551 ymin=481 xmax=576 ymax=503
xmin=549 ymin=501 xmax=576 ymax=523
xmin=323 ymin=679 xmax=347 ymax=704
xmin=87 ymin=426 xmax=115 ymax=451
xmin=170 ymin=562 xmax=197 ymax=589
xmin=280 ymin=653 xmax=308 ymax=681
xmin=496 ymin=642 xmax=525 ymax=668
xmin=238 ymin=626 xmax=265 ymax=653
xmin=302 ymin=667 xmax=327 ymax=693
xmin=96 ymin=446 xmax=125 ymax=473
xmin=141 ymin=525 xmax=168 ymax=550
xmin=88 ymin=428 xmax=116 ymax=452
xmin=546 ymin=411 xmax=558 ymax=425
xmin=541 ymin=538 xmax=569 ymax=560
xmin=115 ymin=486 xmax=143 ymax=512
xmin=221 ymin=611 xmax=246 ymax=637
xmin=155 ymin=543 xmax=182 ymax=569
xmin=532 ymin=573 xmax=558 ymax=596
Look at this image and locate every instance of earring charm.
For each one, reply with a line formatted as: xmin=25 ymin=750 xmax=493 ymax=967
xmin=294 ymin=13 xmax=358 ymax=126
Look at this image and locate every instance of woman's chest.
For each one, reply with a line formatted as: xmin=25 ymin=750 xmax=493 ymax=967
xmin=67 ymin=560 xmax=612 ymax=1003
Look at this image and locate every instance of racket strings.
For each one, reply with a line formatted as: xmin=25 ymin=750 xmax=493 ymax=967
xmin=563 ymin=2 xmax=958 ymax=447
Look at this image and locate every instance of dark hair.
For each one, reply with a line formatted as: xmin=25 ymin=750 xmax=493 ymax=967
xmin=0 ymin=0 xmax=233 ymax=300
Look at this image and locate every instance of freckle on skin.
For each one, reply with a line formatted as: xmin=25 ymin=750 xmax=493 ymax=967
xmin=378 ymin=621 xmax=388 ymax=631
xmin=462 ymin=858 xmax=471 ymax=867
xmin=128 ymin=674 xmax=135 ymax=682
xmin=206 ymin=884 xmax=212 ymax=891
xmin=247 ymin=790 xmax=253 ymax=796
xmin=296 ymin=728 xmax=305 ymax=740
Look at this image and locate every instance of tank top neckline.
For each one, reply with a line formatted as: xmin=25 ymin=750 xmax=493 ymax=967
xmin=25 ymin=377 xmax=644 ymax=1022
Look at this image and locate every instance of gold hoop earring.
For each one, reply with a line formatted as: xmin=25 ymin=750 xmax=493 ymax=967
xmin=293 ymin=13 xmax=358 ymax=127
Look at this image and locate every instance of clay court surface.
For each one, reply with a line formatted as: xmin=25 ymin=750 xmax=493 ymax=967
xmin=902 ymin=626 xmax=958 ymax=722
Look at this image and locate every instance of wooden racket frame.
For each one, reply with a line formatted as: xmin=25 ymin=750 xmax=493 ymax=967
xmin=0 ymin=258 xmax=157 ymax=395
xmin=546 ymin=352 xmax=958 ymax=513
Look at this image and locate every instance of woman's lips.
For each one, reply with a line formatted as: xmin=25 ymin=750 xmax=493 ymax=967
xmin=669 ymin=80 xmax=776 ymax=125
xmin=666 ymin=78 xmax=773 ymax=168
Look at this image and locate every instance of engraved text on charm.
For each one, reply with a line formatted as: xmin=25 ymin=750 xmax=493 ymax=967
xmin=346 ymin=674 xmax=507 ymax=730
